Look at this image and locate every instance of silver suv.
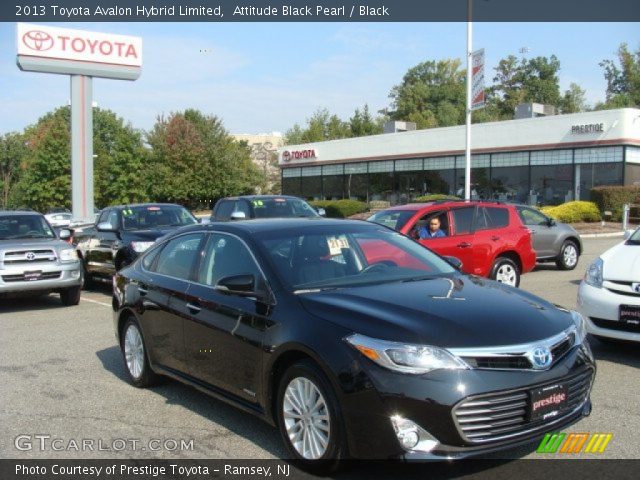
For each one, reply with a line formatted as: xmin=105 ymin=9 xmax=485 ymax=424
xmin=0 ymin=211 xmax=83 ymax=305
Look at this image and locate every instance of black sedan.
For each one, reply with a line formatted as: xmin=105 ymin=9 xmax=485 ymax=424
xmin=112 ymin=219 xmax=595 ymax=468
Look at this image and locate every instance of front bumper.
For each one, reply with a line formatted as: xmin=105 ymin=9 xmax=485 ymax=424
xmin=340 ymin=344 xmax=595 ymax=460
xmin=0 ymin=261 xmax=82 ymax=294
xmin=578 ymin=280 xmax=640 ymax=342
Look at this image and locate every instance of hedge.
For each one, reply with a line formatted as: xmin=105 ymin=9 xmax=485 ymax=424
xmin=590 ymin=186 xmax=640 ymax=221
xmin=309 ymin=199 xmax=368 ymax=218
xmin=410 ymin=194 xmax=461 ymax=203
xmin=540 ymin=201 xmax=601 ymax=223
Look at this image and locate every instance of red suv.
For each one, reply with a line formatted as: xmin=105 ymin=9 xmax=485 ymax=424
xmin=367 ymin=201 xmax=536 ymax=287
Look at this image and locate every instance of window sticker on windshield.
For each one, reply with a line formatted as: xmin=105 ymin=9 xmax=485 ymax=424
xmin=327 ymin=236 xmax=349 ymax=256
xmin=252 ymin=200 xmax=264 ymax=207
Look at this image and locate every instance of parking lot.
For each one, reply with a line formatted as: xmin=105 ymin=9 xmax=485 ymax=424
xmin=0 ymin=235 xmax=638 ymax=461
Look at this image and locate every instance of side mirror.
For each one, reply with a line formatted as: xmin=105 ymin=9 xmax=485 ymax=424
xmin=443 ymin=255 xmax=463 ymax=270
xmin=58 ymin=228 xmax=72 ymax=240
xmin=624 ymin=229 xmax=634 ymax=240
xmin=547 ymin=218 xmax=556 ymax=227
xmin=317 ymin=208 xmax=326 ymax=217
xmin=230 ymin=211 xmax=247 ymax=220
xmin=215 ymin=274 xmax=261 ymax=297
xmin=97 ymin=222 xmax=116 ymax=232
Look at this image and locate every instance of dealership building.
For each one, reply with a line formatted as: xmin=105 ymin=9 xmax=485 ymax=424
xmin=278 ymin=108 xmax=640 ymax=206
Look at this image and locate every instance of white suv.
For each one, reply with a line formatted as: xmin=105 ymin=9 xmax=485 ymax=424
xmin=0 ymin=211 xmax=83 ymax=305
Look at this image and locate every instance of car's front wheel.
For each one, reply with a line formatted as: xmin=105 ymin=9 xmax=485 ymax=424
xmin=276 ymin=360 xmax=346 ymax=471
xmin=59 ymin=285 xmax=81 ymax=306
xmin=120 ymin=317 xmax=158 ymax=387
xmin=490 ymin=257 xmax=520 ymax=287
xmin=556 ymin=240 xmax=579 ymax=270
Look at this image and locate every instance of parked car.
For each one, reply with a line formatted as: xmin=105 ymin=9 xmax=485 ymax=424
xmin=367 ymin=201 xmax=536 ymax=287
xmin=578 ymin=227 xmax=640 ymax=343
xmin=515 ymin=205 xmax=582 ymax=270
xmin=73 ymin=203 xmax=197 ymax=282
xmin=0 ymin=210 xmax=82 ymax=305
xmin=211 ymin=195 xmax=322 ymax=221
xmin=44 ymin=212 xmax=73 ymax=228
xmin=113 ymin=218 xmax=594 ymax=468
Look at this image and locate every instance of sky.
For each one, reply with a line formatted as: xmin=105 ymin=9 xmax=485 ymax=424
xmin=0 ymin=21 xmax=638 ymax=136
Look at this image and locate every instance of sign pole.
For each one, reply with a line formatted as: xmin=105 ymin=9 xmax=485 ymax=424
xmin=70 ymin=75 xmax=94 ymax=222
xmin=465 ymin=0 xmax=472 ymax=201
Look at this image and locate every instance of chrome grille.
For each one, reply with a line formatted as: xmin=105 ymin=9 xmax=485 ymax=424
xmin=1 ymin=271 xmax=61 ymax=282
xmin=604 ymin=280 xmax=640 ymax=297
xmin=453 ymin=368 xmax=594 ymax=443
xmin=2 ymin=249 xmax=57 ymax=265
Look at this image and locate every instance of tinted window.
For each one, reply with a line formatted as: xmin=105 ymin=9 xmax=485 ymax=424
xmin=517 ymin=206 xmax=549 ymax=226
xmin=122 ymin=205 xmax=196 ymax=230
xmin=197 ymin=234 xmax=262 ymax=287
xmin=98 ymin=209 xmax=110 ymax=224
xmin=484 ymin=207 xmax=510 ymax=229
xmin=215 ymin=201 xmax=235 ymax=220
xmin=0 ymin=215 xmax=56 ymax=240
xmin=153 ymin=233 xmax=204 ymax=280
xmin=452 ymin=207 xmax=475 ymax=235
xmin=235 ymin=201 xmax=251 ymax=217
xmin=107 ymin=210 xmax=120 ymax=229
xmin=251 ymin=197 xmax=319 ymax=219
xmin=366 ymin=210 xmax=416 ymax=231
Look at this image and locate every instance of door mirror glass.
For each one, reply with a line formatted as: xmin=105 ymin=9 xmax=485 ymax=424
xmin=317 ymin=208 xmax=326 ymax=217
xmin=58 ymin=228 xmax=72 ymax=240
xmin=230 ymin=211 xmax=247 ymax=220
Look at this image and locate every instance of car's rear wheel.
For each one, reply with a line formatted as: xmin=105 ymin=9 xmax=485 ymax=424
xmin=121 ymin=317 xmax=158 ymax=387
xmin=59 ymin=285 xmax=81 ymax=306
xmin=556 ymin=240 xmax=579 ymax=270
xmin=276 ymin=360 xmax=346 ymax=472
xmin=490 ymin=257 xmax=520 ymax=287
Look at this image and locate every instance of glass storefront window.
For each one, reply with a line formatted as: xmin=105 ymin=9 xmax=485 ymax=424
xmin=425 ymin=170 xmax=455 ymax=196
xmin=491 ymin=166 xmax=529 ymax=203
xmin=531 ymin=164 xmax=573 ymax=206
xmin=345 ymin=163 xmax=368 ymax=201
xmin=577 ymin=163 xmax=623 ymax=200
xmin=323 ymin=175 xmax=345 ymax=200
xmin=282 ymin=177 xmax=301 ymax=197
xmin=369 ymin=172 xmax=395 ymax=204
xmin=397 ymin=171 xmax=424 ymax=203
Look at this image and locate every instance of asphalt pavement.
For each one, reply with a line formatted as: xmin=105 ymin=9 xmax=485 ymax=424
xmin=0 ymin=235 xmax=637 ymax=462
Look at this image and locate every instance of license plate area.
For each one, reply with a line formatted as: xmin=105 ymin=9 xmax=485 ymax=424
xmin=23 ymin=270 xmax=43 ymax=281
xmin=619 ymin=305 xmax=640 ymax=325
xmin=530 ymin=382 xmax=568 ymax=422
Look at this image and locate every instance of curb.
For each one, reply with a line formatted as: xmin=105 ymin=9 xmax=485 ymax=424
xmin=580 ymin=232 xmax=624 ymax=239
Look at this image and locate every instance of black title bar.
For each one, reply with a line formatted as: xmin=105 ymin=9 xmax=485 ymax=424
xmin=5 ymin=0 xmax=640 ymax=22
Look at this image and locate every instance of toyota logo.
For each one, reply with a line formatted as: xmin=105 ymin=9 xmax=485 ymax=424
xmin=22 ymin=30 xmax=54 ymax=52
xmin=530 ymin=346 xmax=553 ymax=369
xmin=282 ymin=151 xmax=291 ymax=162
xmin=25 ymin=252 xmax=36 ymax=261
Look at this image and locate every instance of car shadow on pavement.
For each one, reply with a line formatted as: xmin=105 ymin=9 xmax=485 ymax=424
xmin=0 ymin=294 xmax=67 ymax=313
xmin=589 ymin=336 xmax=640 ymax=368
xmin=96 ymin=345 xmax=286 ymax=458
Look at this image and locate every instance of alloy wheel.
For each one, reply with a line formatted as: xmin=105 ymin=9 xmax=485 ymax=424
xmin=495 ymin=263 xmax=517 ymax=286
xmin=124 ymin=324 xmax=145 ymax=380
xmin=563 ymin=244 xmax=578 ymax=268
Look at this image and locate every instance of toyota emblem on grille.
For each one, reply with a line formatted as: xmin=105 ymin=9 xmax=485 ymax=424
xmin=22 ymin=31 xmax=54 ymax=51
xmin=530 ymin=347 xmax=553 ymax=369
xmin=25 ymin=252 xmax=36 ymax=261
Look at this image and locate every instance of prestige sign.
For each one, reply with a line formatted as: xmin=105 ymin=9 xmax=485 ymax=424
xmin=571 ymin=123 xmax=604 ymax=134
xmin=17 ymin=23 xmax=142 ymax=67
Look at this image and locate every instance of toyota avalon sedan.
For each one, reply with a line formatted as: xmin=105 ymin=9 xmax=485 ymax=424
xmin=112 ymin=219 xmax=594 ymax=468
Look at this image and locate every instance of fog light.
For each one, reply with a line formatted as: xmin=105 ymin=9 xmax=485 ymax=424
xmin=390 ymin=415 xmax=439 ymax=453
xmin=70 ymin=270 xmax=81 ymax=279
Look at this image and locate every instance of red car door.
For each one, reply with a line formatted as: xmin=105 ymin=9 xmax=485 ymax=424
xmin=470 ymin=206 xmax=510 ymax=277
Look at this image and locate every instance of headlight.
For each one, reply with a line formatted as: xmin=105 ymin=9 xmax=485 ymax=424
xmin=345 ymin=333 xmax=469 ymax=374
xmin=584 ymin=257 xmax=603 ymax=288
xmin=131 ymin=241 xmax=154 ymax=253
xmin=571 ymin=310 xmax=588 ymax=343
xmin=59 ymin=248 xmax=78 ymax=262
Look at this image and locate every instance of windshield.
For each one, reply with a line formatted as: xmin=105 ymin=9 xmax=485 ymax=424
xmin=251 ymin=198 xmax=319 ymax=218
xmin=258 ymin=225 xmax=456 ymax=291
xmin=366 ymin=209 xmax=416 ymax=231
xmin=0 ymin=215 xmax=56 ymax=240
xmin=122 ymin=206 xmax=197 ymax=230
xmin=627 ymin=227 xmax=640 ymax=245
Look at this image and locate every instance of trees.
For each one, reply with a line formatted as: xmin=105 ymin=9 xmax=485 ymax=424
xmin=387 ymin=59 xmax=466 ymax=128
xmin=597 ymin=43 xmax=640 ymax=109
xmin=146 ymin=109 xmax=262 ymax=208
xmin=560 ymin=83 xmax=588 ymax=114
xmin=0 ymin=132 xmax=28 ymax=209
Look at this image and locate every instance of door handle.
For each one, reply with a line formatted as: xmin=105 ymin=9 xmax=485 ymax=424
xmin=491 ymin=236 xmax=500 ymax=241
xmin=457 ymin=242 xmax=471 ymax=248
xmin=186 ymin=302 xmax=202 ymax=314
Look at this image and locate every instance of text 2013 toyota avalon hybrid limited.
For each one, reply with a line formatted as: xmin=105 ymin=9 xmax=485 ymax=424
xmin=112 ymin=219 xmax=595 ymax=469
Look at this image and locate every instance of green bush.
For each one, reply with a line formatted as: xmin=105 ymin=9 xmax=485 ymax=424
xmin=590 ymin=185 xmax=640 ymax=221
xmin=410 ymin=194 xmax=460 ymax=203
xmin=309 ymin=199 xmax=368 ymax=218
xmin=540 ymin=201 xmax=601 ymax=223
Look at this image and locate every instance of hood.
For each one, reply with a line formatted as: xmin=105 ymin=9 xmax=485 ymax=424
xmin=0 ymin=238 xmax=69 ymax=249
xmin=298 ymin=275 xmax=574 ymax=348
xmin=602 ymin=241 xmax=640 ymax=282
